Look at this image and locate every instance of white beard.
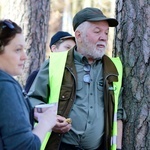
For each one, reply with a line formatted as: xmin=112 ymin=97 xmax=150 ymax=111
xmin=78 ymin=36 xmax=106 ymax=59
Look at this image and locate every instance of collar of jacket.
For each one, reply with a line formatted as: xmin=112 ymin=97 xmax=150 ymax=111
xmin=102 ymin=55 xmax=119 ymax=83
xmin=66 ymin=48 xmax=118 ymax=83
xmin=65 ymin=48 xmax=77 ymax=77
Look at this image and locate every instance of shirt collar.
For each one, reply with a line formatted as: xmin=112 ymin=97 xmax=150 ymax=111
xmin=74 ymin=48 xmax=102 ymax=65
xmin=74 ymin=48 xmax=87 ymax=64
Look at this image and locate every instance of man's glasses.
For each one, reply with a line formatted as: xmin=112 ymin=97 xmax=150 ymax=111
xmin=0 ymin=20 xmax=14 ymax=35
xmin=83 ymin=64 xmax=91 ymax=83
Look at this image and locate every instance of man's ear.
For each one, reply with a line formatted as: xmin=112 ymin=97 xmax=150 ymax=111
xmin=51 ymin=45 xmax=57 ymax=52
xmin=75 ymin=30 xmax=82 ymax=43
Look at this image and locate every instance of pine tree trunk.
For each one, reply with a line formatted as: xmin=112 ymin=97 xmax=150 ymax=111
xmin=22 ymin=0 xmax=50 ymax=86
xmin=115 ymin=0 xmax=150 ymax=149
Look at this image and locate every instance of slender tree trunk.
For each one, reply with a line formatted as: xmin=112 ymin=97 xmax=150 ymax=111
xmin=115 ymin=0 xmax=150 ymax=149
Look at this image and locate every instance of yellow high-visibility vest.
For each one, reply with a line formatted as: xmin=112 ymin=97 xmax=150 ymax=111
xmin=40 ymin=51 xmax=68 ymax=150
xmin=41 ymin=51 xmax=122 ymax=150
xmin=110 ymin=57 xmax=123 ymax=150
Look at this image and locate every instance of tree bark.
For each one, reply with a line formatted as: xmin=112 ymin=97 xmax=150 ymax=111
xmin=21 ymin=0 xmax=50 ymax=86
xmin=115 ymin=0 xmax=150 ymax=149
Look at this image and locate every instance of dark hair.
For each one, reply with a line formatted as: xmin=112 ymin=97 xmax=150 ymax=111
xmin=0 ymin=19 xmax=22 ymax=53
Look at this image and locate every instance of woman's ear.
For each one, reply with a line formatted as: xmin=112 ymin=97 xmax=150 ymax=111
xmin=51 ymin=45 xmax=57 ymax=52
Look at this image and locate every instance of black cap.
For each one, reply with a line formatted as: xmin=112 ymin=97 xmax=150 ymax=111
xmin=50 ymin=31 xmax=75 ymax=48
xmin=73 ymin=7 xmax=118 ymax=31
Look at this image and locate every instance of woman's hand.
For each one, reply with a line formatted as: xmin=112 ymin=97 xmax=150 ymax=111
xmin=34 ymin=105 xmax=57 ymax=130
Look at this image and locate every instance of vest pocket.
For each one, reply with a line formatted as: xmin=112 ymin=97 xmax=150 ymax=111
xmin=97 ymin=79 xmax=103 ymax=89
xmin=58 ymin=85 xmax=72 ymax=115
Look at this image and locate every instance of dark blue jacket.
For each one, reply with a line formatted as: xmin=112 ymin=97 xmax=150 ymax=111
xmin=0 ymin=70 xmax=41 ymax=150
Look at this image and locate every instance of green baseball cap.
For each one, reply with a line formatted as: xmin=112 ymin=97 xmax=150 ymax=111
xmin=73 ymin=7 xmax=118 ymax=31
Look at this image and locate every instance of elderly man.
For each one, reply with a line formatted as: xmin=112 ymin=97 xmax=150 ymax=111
xmin=28 ymin=7 xmax=126 ymax=150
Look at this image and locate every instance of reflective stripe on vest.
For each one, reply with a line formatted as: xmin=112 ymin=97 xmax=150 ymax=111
xmin=110 ymin=57 xmax=123 ymax=150
xmin=40 ymin=51 xmax=68 ymax=150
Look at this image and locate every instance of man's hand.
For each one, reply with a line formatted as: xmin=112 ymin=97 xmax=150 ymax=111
xmin=52 ymin=115 xmax=71 ymax=133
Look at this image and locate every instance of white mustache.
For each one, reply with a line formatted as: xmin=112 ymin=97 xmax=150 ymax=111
xmin=96 ymin=42 xmax=106 ymax=48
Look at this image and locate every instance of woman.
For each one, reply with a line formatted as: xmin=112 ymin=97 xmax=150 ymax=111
xmin=0 ymin=19 xmax=56 ymax=149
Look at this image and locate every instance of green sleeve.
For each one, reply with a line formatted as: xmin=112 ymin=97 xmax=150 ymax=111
xmin=28 ymin=59 xmax=50 ymax=107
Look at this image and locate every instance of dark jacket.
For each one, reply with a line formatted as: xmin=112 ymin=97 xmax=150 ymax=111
xmin=28 ymin=49 xmax=119 ymax=150
xmin=46 ymin=49 xmax=118 ymax=150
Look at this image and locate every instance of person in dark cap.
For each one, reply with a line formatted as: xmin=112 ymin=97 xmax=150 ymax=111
xmin=28 ymin=7 xmax=126 ymax=150
xmin=49 ymin=31 xmax=75 ymax=52
xmin=73 ymin=7 xmax=118 ymax=31
xmin=24 ymin=31 xmax=75 ymax=93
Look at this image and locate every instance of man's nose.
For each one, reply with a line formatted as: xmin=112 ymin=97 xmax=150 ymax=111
xmin=99 ymin=33 xmax=108 ymax=41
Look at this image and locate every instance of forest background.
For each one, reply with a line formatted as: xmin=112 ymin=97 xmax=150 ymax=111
xmin=0 ymin=0 xmax=149 ymax=150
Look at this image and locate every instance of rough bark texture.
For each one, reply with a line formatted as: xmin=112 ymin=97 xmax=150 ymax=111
xmin=115 ymin=0 xmax=150 ymax=149
xmin=21 ymin=0 xmax=50 ymax=86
